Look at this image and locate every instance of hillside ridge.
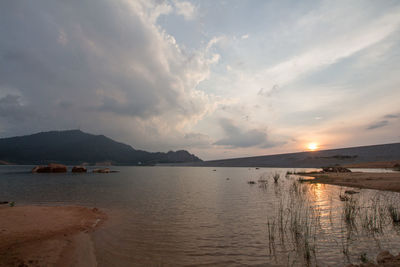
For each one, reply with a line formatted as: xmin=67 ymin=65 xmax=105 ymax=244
xmin=0 ymin=130 xmax=202 ymax=165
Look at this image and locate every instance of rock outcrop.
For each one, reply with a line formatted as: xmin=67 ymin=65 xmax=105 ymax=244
xmin=71 ymin=166 xmax=87 ymax=173
xmin=92 ymin=168 xmax=110 ymax=173
xmin=32 ymin=163 xmax=67 ymax=173
xmin=322 ymin=166 xmax=351 ymax=173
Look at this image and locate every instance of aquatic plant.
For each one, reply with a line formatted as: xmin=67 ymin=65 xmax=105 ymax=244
xmin=277 ymin=181 xmax=319 ymax=265
xmin=342 ymin=197 xmax=359 ymax=226
xmin=272 ymin=172 xmax=280 ymax=183
xmin=360 ymin=252 xmax=369 ymax=263
xmin=388 ymin=204 xmax=400 ymax=223
xmin=264 ymin=177 xmax=400 ymax=266
xmin=258 ymin=173 xmax=269 ymax=183
xmin=267 ymin=218 xmax=276 ymax=254
xmin=360 ymin=195 xmax=385 ymax=233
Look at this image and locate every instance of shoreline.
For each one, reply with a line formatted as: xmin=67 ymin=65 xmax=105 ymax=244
xmin=304 ymin=172 xmax=400 ymax=193
xmin=0 ymin=205 xmax=106 ymax=267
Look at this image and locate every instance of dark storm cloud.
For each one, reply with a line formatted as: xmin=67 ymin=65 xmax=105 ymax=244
xmin=214 ymin=118 xmax=274 ymax=148
xmin=366 ymin=120 xmax=389 ymax=130
xmin=0 ymin=0 xmax=212 ymax=141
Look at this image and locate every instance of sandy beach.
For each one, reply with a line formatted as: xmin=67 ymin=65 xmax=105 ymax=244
xmin=305 ymin=172 xmax=400 ymax=192
xmin=0 ymin=205 xmax=106 ymax=267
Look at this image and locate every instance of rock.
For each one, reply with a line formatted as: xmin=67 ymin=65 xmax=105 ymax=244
xmin=72 ymin=166 xmax=87 ymax=173
xmin=247 ymin=181 xmax=256 ymax=184
xmin=32 ymin=165 xmax=49 ymax=173
xmin=377 ymin=251 xmax=394 ymax=264
xmin=339 ymin=194 xmax=350 ymax=201
xmin=322 ymin=166 xmax=351 ymax=173
xmin=32 ymin=163 xmax=67 ymax=173
xmin=345 ymin=190 xmax=359 ymax=195
xmin=48 ymin=163 xmax=67 ymax=173
xmin=394 ymin=163 xmax=400 ymax=171
xmin=348 ymin=251 xmax=400 ymax=267
xmin=92 ymin=168 xmax=110 ymax=173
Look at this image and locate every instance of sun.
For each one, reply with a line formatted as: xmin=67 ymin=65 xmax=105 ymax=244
xmin=307 ymin=142 xmax=318 ymax=151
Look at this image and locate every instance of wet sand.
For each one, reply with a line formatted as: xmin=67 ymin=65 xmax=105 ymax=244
xmin=306 ymin=172 xmax=400 ymax=192
xmin=0 ymin=205 xmax=106 ymax=267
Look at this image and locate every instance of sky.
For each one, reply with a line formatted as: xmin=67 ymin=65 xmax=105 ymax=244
xmin=0 ymin=0 xmax=400 ymax=160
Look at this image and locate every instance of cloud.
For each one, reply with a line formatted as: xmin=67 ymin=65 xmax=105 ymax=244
xmin=225 ymin=6 xmax=400 ymax=97
xmin=214 ymin=118 xmax=278 ymax=148
xmin=366 ymin=113 xmax=399 ymax=130
xmin=0 ymin=0 xmax=217 ymax=150
xmin=173 ymin=0 xmax=196 ymax=20
xmin=261 ymin=10 xmax=400 ymax=87
xmin=384 ymin=113 xmax=399 ymax=119
xmin=0 ymin=94 xmax=32 ymax=122
xmin=366 ymin=120 xmax=389 ymax=130
xmin=257 ymin=84 xmax=279 ymax=98
xmin=241 ymin=34 xmax=249 ymax=39
xmin=184 ymin=132 xmax=212 ymax=147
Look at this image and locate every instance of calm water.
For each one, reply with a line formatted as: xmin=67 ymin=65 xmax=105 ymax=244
xmin=1 ymin=166 xmax=400 ymax=266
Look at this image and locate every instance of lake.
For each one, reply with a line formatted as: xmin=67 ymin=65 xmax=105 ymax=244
xmin=1 ymin=166 xmax=400 ymax=266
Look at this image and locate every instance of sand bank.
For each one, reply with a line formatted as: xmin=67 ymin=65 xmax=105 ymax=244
xmin=0 ymin=205 xmax=106 ymax=267
xmin=344 ymin=160 xmax=400 ymax=168
xmin=305 ymin=172 xmax=400 ymax=192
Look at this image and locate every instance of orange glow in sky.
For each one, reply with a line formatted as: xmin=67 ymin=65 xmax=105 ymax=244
xmin=307 ymin=142 xmax=319 ymax=151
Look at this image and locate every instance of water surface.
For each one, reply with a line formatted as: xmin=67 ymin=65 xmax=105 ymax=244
xmin=1 ymin=166 xmax=400 ymax=266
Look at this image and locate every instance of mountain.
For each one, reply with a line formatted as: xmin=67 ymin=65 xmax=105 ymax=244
xmin=0 ymin=130 xmax=202 ymax=165
xmin=177 ymin=143 xmax=400 ymax=168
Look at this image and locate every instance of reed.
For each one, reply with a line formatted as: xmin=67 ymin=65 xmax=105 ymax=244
xmin=267 ymin=218 xmax=276 ymax=254
xmin=272 ymin=172 xmax=280 ymax=183
xmin=388 ymin=204 xmax=400 ymax=223
xmin=264 ymin=176 xmax=400 ymax=266
xmin=342 ymin=196 xmax=359 ymax=226
xmin=360 ymin=195 xmax=385 ymax=233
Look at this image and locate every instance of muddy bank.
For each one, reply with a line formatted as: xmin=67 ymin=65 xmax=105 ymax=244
xmin=0 ymin=205 xmax=106 ymax=267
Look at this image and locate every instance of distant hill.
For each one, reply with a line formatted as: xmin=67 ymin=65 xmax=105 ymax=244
xmin=177 ymin=143 xmax=400 ymax=168
xmin=0 ymin=130 xmax=202 ymax=165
